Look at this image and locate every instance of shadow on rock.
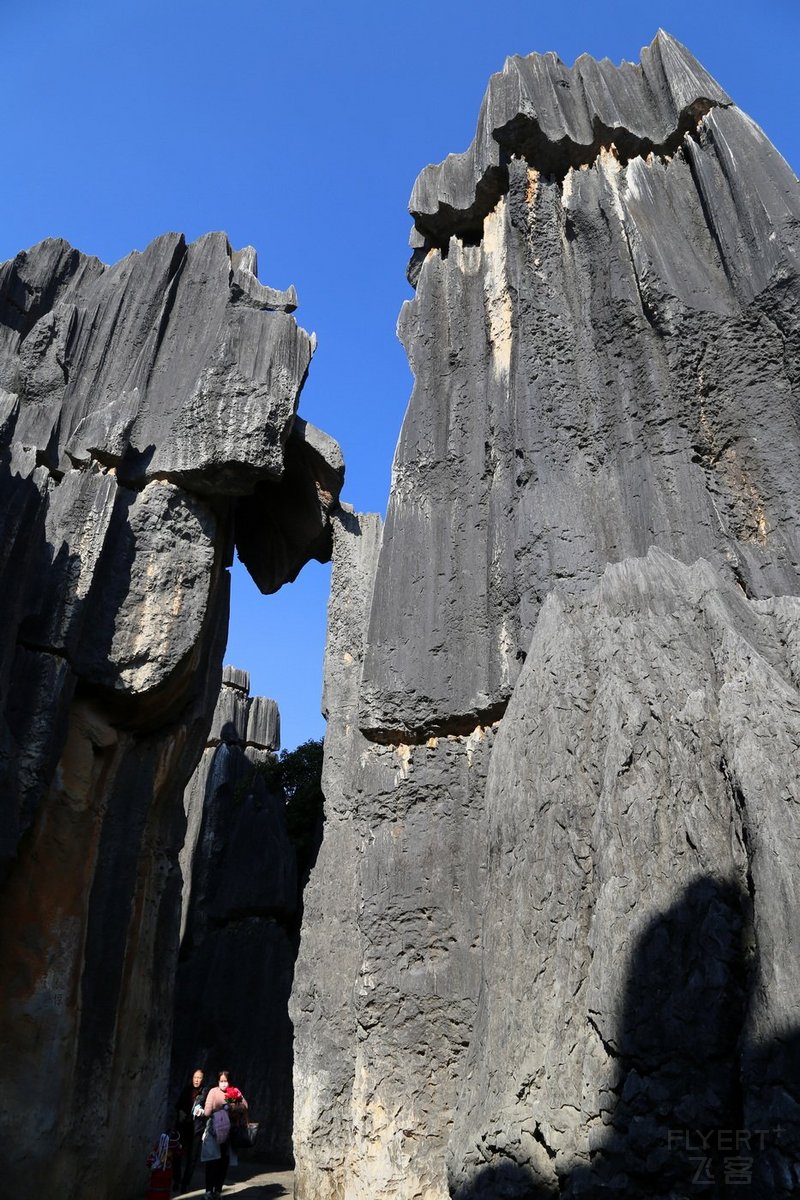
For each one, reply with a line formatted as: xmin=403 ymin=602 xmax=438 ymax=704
xmin=455 ymin=1160 xmax=548 ymax=1198
xmin=229 ymin=1186 xmax=290 ymax=1199
xmin=454 ymin=875 xmax=799 ymax=1198
xmin=571 ymin=875 xmax=750 ymax=1198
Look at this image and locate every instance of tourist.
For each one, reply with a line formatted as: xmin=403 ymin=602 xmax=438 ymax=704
xmin=202 ymin=1071 xmax=234 ymax=1199
xmin=220 ymin=1072 xmax=249 ymax=1147
xmin=174 ymin=1067 xmax=207 ymax=1192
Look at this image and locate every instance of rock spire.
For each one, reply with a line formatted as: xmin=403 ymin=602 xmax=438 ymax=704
xmin=293 ymin=32 xmax=800 ymax=1200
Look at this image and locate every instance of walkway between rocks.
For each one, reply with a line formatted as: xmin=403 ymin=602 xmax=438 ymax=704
xmin=179 ymin=1159 xmax=294 ymax=1198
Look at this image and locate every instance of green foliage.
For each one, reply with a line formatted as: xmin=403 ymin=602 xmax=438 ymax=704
xmin=231 ymin=766 xmax=259 ymax=810
xmin=274 ymin=739 xmax=324 ymax=801
xmin=262 ymin=738 xmax=325 ymax=874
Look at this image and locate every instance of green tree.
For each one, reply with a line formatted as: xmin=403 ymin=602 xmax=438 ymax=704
xmin=263 ymin=738 xmax=324 ymax=878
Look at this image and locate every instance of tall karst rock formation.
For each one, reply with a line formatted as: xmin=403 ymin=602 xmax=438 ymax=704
xmin=0 ymin=232 xmax=342 ymax=1198
xmin=293 ymin=32 xmax=800 ymax=1200
xmin=174 ymin=666 xmax=298 ymax=1163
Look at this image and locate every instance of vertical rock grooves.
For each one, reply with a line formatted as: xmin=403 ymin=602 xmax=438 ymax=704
xmin=293 ymin=31 xmax=800 ymax=1200
xmin=411 ymin=96 xmax=726 ymax=255
xmin=408 ymin=30 xmax=732 ymax=260
xmin=0 ymin=232 xmax=343 ymax=1198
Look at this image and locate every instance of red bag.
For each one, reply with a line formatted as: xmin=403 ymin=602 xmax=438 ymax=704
xmin=145 ymin=1166 xmax=172 ymax=1199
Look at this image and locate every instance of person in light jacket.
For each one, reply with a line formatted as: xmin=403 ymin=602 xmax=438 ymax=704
xmin=220 ymin=1071 xmax=249 ymax=1146
xmin=202 ymin=1074 xmax=231 ymax=1200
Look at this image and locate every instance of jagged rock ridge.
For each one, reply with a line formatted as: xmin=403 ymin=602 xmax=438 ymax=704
xmin=293 ymin=32 xmax=800 ymax=1200
xmin=364 ymin=31 xmax=800 ymax=743
xmin=408 ymin=31 xmax=732 ymax=248
xmin=0 ymin=233 xmax=342 ymax=1199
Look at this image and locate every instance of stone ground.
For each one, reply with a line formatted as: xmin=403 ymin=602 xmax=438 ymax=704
xmin=178 ymin=1159 xmax=294 ymax=1198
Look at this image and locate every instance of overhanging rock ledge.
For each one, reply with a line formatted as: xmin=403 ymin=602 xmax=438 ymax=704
xmin=0 ymin=230 xmax=342 ymax=1199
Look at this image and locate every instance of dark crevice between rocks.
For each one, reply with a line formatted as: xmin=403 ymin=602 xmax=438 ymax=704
xmin=34 ymin=447 xmax=64 ymax=481
xmin=169 ymin=598 xmax=327 ymax=1166
xmin=687 ymin=438 xmax=763 ymax=590
xmin=141 ymin=239 xmax=190 ymax=391
xmin=408 ymin=97 xmax=727 ymax=285
xmin=360 ymin=697 xmax=509 ymax=747
xmin=684 ymin=138 xmax=739 ymax=295
xmin=720 ymin=756 xmax=756 ymax=912
xmin=727 ymin=558 xmax=754 ymax=600
xmin=16 ymin=636 xmax=72 ymax=663
xmin=721 ymin=759 xmax=761 ymax=1167
xmin=616 ymin=210 xmax=661 ymax=330
xmin=208 ymin=906 xmax=294 ymax=930
xmin=587 ymin=1012 xmax=620 ymax=1060
xmin=531 ymin=1123 xmax=558 ymax=1161
xmin=172 ymin=765 xmax=298 ymax=1153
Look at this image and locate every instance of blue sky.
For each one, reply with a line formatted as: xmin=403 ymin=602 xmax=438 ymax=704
xmin=2 ymin=1 xmax=798 ymax=748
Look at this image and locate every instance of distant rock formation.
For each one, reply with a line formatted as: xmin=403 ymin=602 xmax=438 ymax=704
xmin=173 ymin=666 xmax=297 ymax=1162
xmin=0 ymin=233 xmax=342 ymax=1199
xmin=293 ymin=32 xmax=800 ymax=1199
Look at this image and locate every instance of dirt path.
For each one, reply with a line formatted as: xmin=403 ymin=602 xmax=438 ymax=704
xmin=178 ymin=1160 xmax=294 ymax=1198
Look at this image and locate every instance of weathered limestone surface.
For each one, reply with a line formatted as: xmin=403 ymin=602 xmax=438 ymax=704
xmin=294 ymin=32 xmax=800 ymax=1200
xmin=450 ymin=550 xmax=800 ymax=1198
xmin=291 ymin=508 xmax=384 ymax=1197
xmin=174 ymin=670 xmax=296 ymax=1161
xmin=0 ymin=233 xmax=341 ymax=1199
xmin=367 ymin=36 xmax=800 ymax=737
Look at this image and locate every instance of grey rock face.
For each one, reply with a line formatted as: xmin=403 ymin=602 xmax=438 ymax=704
xmin=0 ymin=231 xmax=342 ymax=1199
xmin=222 ymin=664 xmax=251 ymax=692
xmin=366 ymin=32 xmax=800 ymax=739
xmin=294 ymin=32 xmax=800 ymax=1200
xmin=175 ymin=672 xmax=296 ymax=1161
xmin=291 ymin=509 xmax=383 ymax=1198
xmin=409 ymin=32 xmax=731 ymax=245
xmin=0 ymin=231 xmax=310 ymax=491
xmin=207 ymin=679 xmax=280 ymax=750
xmin=449 ymin=549 xmax=800 ymax=1198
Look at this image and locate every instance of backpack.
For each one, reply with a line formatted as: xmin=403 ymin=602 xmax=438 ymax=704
xmin=212 ymin=1107 xmax=231 ymax=1144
